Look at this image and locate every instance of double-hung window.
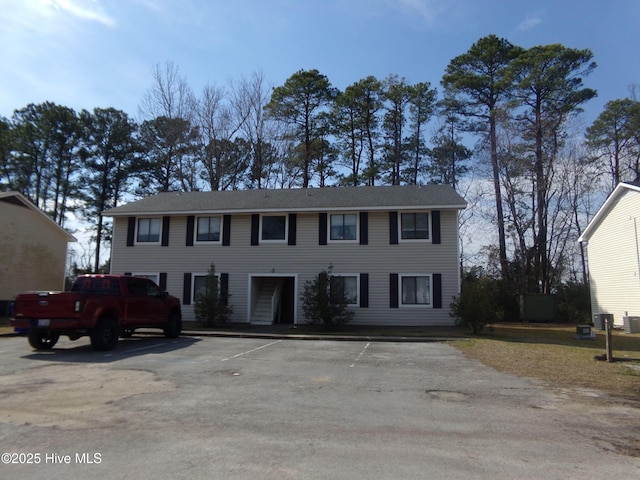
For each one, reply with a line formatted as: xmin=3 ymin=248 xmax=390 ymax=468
xmin=401 ymin=275 xmax=431 ymax=306
xmin=196 ymin=216 xmax=221 ymax=242
xmin=137 ymin=218 xmax=161 ymax=243
xmin=330 ymin=214 xmax=357 ymax=241
xmin=400 ymin=212 xmax=429 ymax=240
xmin=192 ymin=273 xmax=219 ymax=304
xmin=261 ymin=215 xmax=287 ymax=242
xmin=330 ymin=275 xmax=358 ymax=306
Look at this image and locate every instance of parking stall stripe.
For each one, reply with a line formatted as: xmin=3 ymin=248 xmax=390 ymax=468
xmin=104 ymin=342 xmax=168 ymax=357
xmin=221 ymin=340 xmax=282 ymax=362
xmin=350 ymin=342 xmax=370 ymax=367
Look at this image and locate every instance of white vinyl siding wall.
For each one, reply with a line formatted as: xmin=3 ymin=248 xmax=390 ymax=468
xmin=585 ymin=190 xmax=640 ymax=326
xmin=109 ymin=209 xmax=461 ymax=326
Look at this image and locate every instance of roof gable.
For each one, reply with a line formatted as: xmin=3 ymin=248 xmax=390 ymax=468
xmin=578 ymin=182 xmax=640 ymax=242
xmin=103 ymin=185 xmax=467 ymax=217
xmin=0 ymin=191 xmax=77 ymax=242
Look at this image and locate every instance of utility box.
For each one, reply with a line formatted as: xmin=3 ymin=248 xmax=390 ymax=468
xmin=575 ymin=324 xmax=594 ymax=340
xmin=593 ymin=313 xmax=613 ymax=331
xmin=623 ymin=316 xmax=640 ymax=334
xmin=519 ymin=294 xmax=556 ymax=322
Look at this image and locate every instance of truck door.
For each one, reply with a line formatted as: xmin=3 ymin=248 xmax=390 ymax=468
xmin=139 ymin=278 xmax=168 ymax=324
xmin=124 ymin=277 xmax=148 ymax=325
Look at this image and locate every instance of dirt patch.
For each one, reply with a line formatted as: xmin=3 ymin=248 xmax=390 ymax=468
xmin=0 ymin=364 xmax=175 ymax=429
xmin=540 ymin=388 xmax=640 ymax=458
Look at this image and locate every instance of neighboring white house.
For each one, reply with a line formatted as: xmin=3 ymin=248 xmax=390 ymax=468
xmin=0 ymin=191 xmax=76 ymax=315
xmin=578 ymin=182 xmax=640 ymax=327
xmin=103 ymin=185 xmax=467 ymax=326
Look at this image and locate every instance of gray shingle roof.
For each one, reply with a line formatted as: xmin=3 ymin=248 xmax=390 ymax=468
xmin=103 ymin=185 xmax=467 ymax=216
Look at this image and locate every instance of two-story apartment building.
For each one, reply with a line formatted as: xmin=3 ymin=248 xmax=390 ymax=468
xmin=103 ymin=185 xmax=466 ymax=326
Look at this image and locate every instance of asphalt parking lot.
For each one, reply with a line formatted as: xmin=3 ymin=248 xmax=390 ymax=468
xmin=0 ymin=333 xmax=639 ymax=480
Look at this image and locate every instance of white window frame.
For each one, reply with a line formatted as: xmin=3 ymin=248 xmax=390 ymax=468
xmin=135 ymin=217 xmax=162 ymax=244
xmin=399 ymin=274 xmax=433 ymax=308
xmin=192 ymin=272 xmax=220 ymax=304
xmin=399 ymin=211 xmax=431 ymax=242
xmin=260 ymin=214 xmax=288 ymax=243
xmin=328 ymin=213 xmax=359 ymax=243
xmin=195 ymin=215 xmax=223 ymax=244
xmin=330 ymin=273 xmax=359 ymax=307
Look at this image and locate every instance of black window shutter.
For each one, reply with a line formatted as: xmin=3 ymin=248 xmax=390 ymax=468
xmin=389 ymin=212 xmax=398 ymax=245
xmin=220 ymin=273 xmax=229 ymax=305
xmin=288 ymin=213 xmax=297 ymax=245
xmin=432 ymin=210 xmax=441 ymax=244
xmin=222 ymin=215 xmax=231 ymax=246
xmin=183 ymin=273 xmax=192 ymax=305
xmin=360 ymin=273 xmax=369 ymax=308
xmin=251 ymin=214 xmax=260 ymax=245
xmin=186 ymin=216 xmax=195 ymax=246
xmin=161 ymin=216 xmax=170 ymax=246
xmin=319 ymin=213 xmax=327 ymax=245
xmin=433 ymin=274 xmax=442 ymax=308
xmin=159 ymin=273 xmax=167 ymax=291
xmin=390 ymin=273 xmax=399 ymax=308
xmin=359 ymin=212 xmax=368 ymax=245
xmin=127 ymin=217 xmax=136 ymax=246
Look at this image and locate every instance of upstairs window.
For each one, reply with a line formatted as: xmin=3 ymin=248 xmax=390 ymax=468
xmin=401 ymin=212 xmax=429 ymax=240
xmin=330 ymin=214 xmax=357 ymax=241
xmin=137 ymin=218 xmax=161 ymax=243
xmin=197 ymin=216 xmax=222 ymax=242
xmin=261 ymin=215 xmax=287 ymax=241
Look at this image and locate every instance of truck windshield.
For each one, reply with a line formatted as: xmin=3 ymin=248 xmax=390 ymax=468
xmin=71 ymin=278 xmax=121 ymax=294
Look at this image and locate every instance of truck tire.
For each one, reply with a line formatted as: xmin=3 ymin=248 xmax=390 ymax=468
xmin=90 ymin=317 xmax=119 ymax=351
xmin=163 ymin=312 xmax=182 ymax=339
xmin=28 ymin=330 xmax=60 ymax=350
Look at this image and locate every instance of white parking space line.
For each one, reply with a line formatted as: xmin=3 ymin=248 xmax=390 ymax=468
xmin=104 ymin=342 xmax=167 ymax=357
xmin=350 ymin=342 xmax=370 ymax=367
xmin=221 ymin=340 xmax=283 ymax=362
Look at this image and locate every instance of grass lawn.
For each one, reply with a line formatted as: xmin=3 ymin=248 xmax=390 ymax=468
xmin=455 ymin=323 xmax=640 ymax=400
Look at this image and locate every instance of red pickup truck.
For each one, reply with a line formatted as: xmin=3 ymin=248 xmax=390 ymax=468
xmin=10 ymin=274 xmax=182 ymax=351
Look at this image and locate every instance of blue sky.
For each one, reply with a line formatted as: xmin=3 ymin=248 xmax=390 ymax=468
xmin=1 ymin=0 xmax=639 ymax=127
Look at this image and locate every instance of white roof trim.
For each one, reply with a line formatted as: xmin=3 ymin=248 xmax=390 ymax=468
xmin=578 ymin=182 xmax=640 ymax=243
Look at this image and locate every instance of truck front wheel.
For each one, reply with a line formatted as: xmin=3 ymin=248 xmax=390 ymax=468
xmin=28 ymin=330 xmax=60 ymax=350
xmin=163 ymin=312 xmax=182 ymax=339
xmin=90 ymin=318 xmax=119 ymax=351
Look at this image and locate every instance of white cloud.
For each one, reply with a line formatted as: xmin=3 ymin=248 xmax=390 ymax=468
xmin=393 ymin=0 xmax=449 ymax=25
xmin=43 ymin=0 xmax=116 ymax=27
xmin=518 ymin=13 xmax=542 ymax=31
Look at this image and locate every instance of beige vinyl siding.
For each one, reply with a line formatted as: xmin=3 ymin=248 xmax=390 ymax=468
xmin=110 ymin=209 xmax=461 ymax=326
xmin=0 ymin=202 xmax=69 ymax=299
xmin=585 ymin=190 xmax=640 ymax=326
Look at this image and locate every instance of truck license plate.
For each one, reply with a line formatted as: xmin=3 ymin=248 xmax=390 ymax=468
xmin=37 ymin=319 xmax=50 ymax=327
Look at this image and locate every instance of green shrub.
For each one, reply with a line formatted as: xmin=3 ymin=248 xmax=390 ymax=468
xmin=451 ymin=268 xmax=501 ymax=334
xmin=194 ymin=264 xmax=233 ymax=326
xmin=554 ymin=281 xmax=591 ymax=323
xmin=301 ymin=266 xmax=354 ymax=330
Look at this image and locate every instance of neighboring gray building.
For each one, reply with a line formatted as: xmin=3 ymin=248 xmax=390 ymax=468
xmin=103 ymin=185 xmax=467 ymax=326
xmin=579 ymin=182 xmax=640 ymax=327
